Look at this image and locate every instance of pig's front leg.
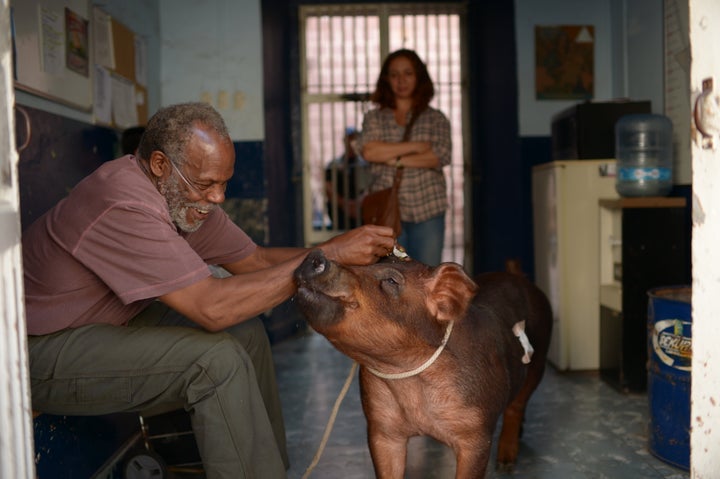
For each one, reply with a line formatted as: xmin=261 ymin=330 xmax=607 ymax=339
xmin=367 ymin=428 xmax=408 ymax=479
xmin=454 ymin=431 xmax=493 ymax=479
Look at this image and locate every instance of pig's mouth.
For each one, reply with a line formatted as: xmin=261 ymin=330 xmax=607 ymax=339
xmin=294 ymin=284 xmax=354 ymax=328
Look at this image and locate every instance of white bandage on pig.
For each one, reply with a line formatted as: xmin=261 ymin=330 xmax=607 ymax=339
xmin=512 ymin=320 xmax=534 ymax=364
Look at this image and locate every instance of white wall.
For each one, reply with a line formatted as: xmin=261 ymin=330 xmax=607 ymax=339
xmin=515 ymin=0 xmax=664 ymax=136
xmin=515 ymin=0 xmax=615 ymax=136
xmin=159 ymin=0 xmax=265 ymax=141
xmin=623 ymin=0 xmax=664 ymax=113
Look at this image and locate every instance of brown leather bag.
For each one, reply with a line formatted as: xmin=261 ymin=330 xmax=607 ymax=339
xmin=361 ymin=167 xmax=403 ymax=237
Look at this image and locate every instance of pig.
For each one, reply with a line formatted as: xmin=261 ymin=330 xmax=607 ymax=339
xmin=293 ymin=249 xmax=553 ymax=478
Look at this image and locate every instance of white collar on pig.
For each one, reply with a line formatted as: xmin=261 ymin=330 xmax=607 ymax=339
xmin=366 ymin=321 xmax=455 ymax=380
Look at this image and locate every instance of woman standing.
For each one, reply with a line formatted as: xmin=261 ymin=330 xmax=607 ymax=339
xmin=360 ymin=49 xmax=452 ymax=266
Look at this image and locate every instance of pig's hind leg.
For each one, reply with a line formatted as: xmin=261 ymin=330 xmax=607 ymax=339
xmin=495 ymin=354 xmax=547 ymax=470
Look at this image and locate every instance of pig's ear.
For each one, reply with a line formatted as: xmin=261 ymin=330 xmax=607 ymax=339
xmin=425 ymin=263 xmax=478 ymax=322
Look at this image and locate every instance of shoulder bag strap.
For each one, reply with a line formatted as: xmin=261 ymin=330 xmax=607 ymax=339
xmin=393 ymin=108 xmax=421 ymax=184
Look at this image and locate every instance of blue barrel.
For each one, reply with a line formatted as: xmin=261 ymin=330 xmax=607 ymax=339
xmin=647 ymin=286 xmax=691 ymax=470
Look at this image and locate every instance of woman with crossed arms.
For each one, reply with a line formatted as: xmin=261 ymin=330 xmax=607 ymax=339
xmin=360 ymin=48 xmax=452 ymax=266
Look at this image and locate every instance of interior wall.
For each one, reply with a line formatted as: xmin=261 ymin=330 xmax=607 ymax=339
xmin=624 ymin=0 xmax=665 ymax=113
xmin=159 ymin=0 xmax=265 ymax=142
xmin=515 ymin=0 xmax=615 ymax=137
xmin=514 ymin=0 xmax=664 ymax=137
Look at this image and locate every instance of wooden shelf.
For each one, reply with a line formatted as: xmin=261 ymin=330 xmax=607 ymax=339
xmin=599 ymin=197 xmax=686 ymax=209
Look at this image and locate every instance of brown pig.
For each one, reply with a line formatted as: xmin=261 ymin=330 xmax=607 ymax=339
xmin=295 ymin=250 xmax=552 ymax=479
xmin=293 ymin=250 xmax=552 ymax=478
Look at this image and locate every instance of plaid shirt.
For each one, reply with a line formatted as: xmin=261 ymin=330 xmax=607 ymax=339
xmin=360 ymin=106 xmax=452 ymax=223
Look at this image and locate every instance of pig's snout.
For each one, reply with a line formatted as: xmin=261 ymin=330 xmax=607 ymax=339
xmin=294 ymin=249 xmax=349 ymax=329
xmin=295 ymin=249 xmax=330 ymax=285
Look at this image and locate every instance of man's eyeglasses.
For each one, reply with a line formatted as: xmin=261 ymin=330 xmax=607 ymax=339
xmin=165 ymin=156 xmax=227 ymax=198
xmin=167 ymin=158 xmax=203 ymax=197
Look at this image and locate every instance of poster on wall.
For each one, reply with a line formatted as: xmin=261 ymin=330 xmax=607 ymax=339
xmin=65 ymin=7 xmax=89 ymax=77
xmin=535 ymin=25 xmax=594 ymax=100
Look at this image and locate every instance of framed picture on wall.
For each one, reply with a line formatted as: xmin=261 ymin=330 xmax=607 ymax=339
xmin=535 ymin=25 xmax=594 ymax=100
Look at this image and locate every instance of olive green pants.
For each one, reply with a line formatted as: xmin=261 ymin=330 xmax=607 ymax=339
xmin=28 ymin=302 xmax=288 ymax=479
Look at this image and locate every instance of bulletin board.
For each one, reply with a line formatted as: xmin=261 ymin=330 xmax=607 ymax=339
xmin=12 ymin=0 xmax=93 ymax=111
xmin=11 ymin=0 xmax=148 ymax=125
xmin=118 ymin=18 xmax=148 ymax=126
xmin=94 ymin=14 xmax=148 ymax=126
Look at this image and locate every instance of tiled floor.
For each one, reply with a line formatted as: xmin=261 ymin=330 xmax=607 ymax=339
xmin=273 ymin=327 xmax=690 ymax=479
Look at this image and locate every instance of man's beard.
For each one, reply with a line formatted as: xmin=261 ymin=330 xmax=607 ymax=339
xmin=160 ymin=175 xmax=216 ymax=233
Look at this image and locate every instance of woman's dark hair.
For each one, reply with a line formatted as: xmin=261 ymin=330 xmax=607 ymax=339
xmin=370 ymin=49 xmax=434 ymax=113
xmin=137 ymin=102 xmax=230 ymax=165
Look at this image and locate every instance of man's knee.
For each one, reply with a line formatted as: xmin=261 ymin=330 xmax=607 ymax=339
xmin=224 ymin=317 xmax=271 ymax=357
xmin=190 ymin=334 xmax=255 ymax=391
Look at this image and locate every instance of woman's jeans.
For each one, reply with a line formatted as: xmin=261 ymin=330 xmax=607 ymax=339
xmin=397 ymin=213 xmax=446 ymax=266
xmin=27 ymin=302 xmax=288 ymax=479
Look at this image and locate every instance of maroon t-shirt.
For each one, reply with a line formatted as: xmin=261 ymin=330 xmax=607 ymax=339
xmin=22 ymin=155 xmax=256 ymax=335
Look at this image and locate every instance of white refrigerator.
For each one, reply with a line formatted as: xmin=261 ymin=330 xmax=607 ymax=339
xmin=532 ymin=160 xmax=619 ymax=371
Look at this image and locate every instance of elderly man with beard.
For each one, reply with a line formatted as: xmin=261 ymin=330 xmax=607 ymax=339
xmin=22 ymin=102 xmax=395 ymax=479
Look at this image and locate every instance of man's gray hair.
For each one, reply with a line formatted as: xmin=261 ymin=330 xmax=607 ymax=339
xmin=137 ymin=102 xmax=230 ymax=165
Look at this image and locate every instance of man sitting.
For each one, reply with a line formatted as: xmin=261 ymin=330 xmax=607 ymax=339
xmin=23 ymin=102 xmax=395 ymax=478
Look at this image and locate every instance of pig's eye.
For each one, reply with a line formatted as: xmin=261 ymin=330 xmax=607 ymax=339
xmin=379 ymin=270 xmax=404 ymax=296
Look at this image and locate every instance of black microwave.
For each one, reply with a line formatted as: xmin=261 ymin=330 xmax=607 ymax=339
xmin=551 ymin=100 xmax=652 ymax=160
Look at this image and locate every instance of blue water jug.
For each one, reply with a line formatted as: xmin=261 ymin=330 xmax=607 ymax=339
xmin=615 ymin=114 xmax=673 ymax=197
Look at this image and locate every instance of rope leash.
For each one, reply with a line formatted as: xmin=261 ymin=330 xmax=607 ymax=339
xmin=301 ymin=361 xmax=359 ymax=479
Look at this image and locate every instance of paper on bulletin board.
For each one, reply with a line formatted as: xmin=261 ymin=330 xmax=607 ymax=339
xmin=111 ymin=74 xmax=138 ymax=129
xmin=93 ymin=65 xmax=112 ymax=125
xmin=111 ymin=19 xmax=135 ymax=85
xmin=92 ymin=7 xmax=115 ymax=69
xmin=134 ymin=35 xmax=147 ymax=87
xmin=39 ymin=5 xmax=64 ymax=75
xmin=109 ymin=17 xmax=147 ymax=125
